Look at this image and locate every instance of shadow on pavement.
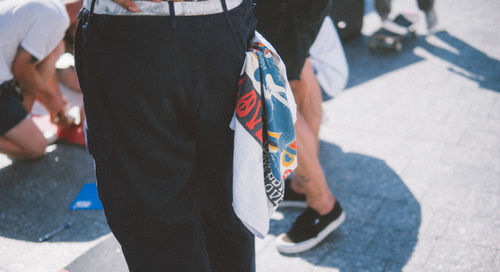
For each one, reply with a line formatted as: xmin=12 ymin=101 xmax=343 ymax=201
xmin=269 ymin=141 xmax=421 ymax=271
xmin=0 ymin=144 xmax=110 ymax=243
xmin=422 ymin=30 xmax=500 ymax=92
xmin=342 ymin=33 xmax=424 ymax=89
xmin=343 ymin=30 xmax=500 ymax=92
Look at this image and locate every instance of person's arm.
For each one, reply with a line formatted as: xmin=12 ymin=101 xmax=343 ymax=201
xmin=11 ymin=48 xmax=67 ymax=123
xmin=112 ymin=0 xmax=161 ymax=12
xmin=65 ymin=0 xmax=83 ymax=25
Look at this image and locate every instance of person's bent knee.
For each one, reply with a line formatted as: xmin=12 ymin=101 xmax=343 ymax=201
xmin=3 ymin=116 xmax=49 ymax=159
xmin=23 ymin=137 xmax=47 ymax=159
xmin=15 ymin=131 xmax=48 ymax=159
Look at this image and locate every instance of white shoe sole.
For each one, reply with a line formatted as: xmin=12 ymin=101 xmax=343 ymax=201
xmin=278 ymin=200 xmax=307 ymax=209
xmin=276 ymin=211 xmax=346 ymax=254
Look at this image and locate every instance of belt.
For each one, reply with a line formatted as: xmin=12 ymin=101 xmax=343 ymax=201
xmin=83 ymin=0 xmax=244 ymax=16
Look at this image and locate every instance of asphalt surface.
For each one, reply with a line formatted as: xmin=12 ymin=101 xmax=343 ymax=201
xmin=0 ymin=0 xmax=499 ymax=271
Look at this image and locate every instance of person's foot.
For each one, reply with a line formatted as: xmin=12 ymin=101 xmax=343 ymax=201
xmin=276 ymin=202 xmax=345 ymax=254
xmin=280 ymin=179 xmax=307 ymax=208
xmin=425 ymin=8 xmax=438 ymax=31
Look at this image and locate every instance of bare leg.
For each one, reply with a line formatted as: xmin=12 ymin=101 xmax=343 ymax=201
xmin=288 ymin=58 xmax=335 ymax=215
xmin=292 ymin=113 xmax=335 ymax=215
xmin=289 ymin=59 xmax=323 ymax=146
xmin=0 ymin=117 xmax=47 ymax=159
xmin=375 ymin=0 xmax=392 ymax=20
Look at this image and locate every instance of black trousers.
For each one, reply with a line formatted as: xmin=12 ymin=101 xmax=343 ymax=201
xmin=74 ymin=1 xmax=257 ymax=271
xmin=375 ymin=0 xmax=435 ymax=19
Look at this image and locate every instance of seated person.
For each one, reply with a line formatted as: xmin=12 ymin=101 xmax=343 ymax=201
xmin=0 ymin=0 xmax=71 ymax=159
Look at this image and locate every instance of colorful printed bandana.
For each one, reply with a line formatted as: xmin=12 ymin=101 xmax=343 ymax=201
xmin=231 ymin=31 xmax=297 ymax=238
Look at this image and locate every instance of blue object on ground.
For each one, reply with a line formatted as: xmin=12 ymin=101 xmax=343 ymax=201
xmin=69 ymin=183 xmax=103 ymax=210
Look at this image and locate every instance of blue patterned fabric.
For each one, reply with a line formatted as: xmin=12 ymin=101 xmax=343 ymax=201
xmin=231 ymin=32 xmax=297 ymax=238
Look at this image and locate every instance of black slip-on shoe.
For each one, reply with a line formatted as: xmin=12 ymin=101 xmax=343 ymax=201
xmin=276 ymin=201 xmax=345 ymax=254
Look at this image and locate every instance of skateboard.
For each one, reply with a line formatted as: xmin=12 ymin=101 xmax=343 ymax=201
xmin=369 ymin=13 xmax=418 ymax=52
